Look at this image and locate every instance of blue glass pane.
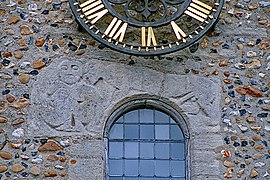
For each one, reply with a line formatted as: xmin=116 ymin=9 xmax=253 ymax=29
xmin=172 ymin=178 xmax=186 ymax=180
xmin=171 ymin=125 xmax=184 ymax=140
xmin=170 ymin=161 xmax=185 ymax=177
xmin=109 ymin=142 xmax=123 ymax=158
xmin=110 ymin=160 xmax=123 ymax=176
xmin=155 ymin=160 xmax=170 ymax=177
xmin=125 ymin=160 xmax=138 ymax=176
xmin=156 ymin=178 xmax=170 ymax=180
xmin=125 ymin=142 xmax=139 ymax=158
xmin=110 ymin=124 xmax=123 ymax=139
xmin=155 ymin=125 xmax=169 ymax=139
xmin=109 ymin=177 xmax=123 ymax=180
xmin=125 ymin=178 xmax=138 ymax=180
xmin=125 ymin=125 xmax=139 ymax=139
xmin=140 ymin=109 xmax=154 ymax=123
xmin=171 ymin=143 xmax=185 ymax=160
xmin=155 ymin=143 xmax=169 ymax=159
xmin=140 ymin=125 xmax=154 ymax=139
xmin=140 ymin=178 xmax=154 ymax=180
xmin=139 ymin=160 xmax=154 ymax=176
xmin=155 ymin=110 xmax=169 ymax=123
xmin=125 ymin=110 xmax=139 ymax=123
xmin=140 ymin=142 xmax=154 ymax=158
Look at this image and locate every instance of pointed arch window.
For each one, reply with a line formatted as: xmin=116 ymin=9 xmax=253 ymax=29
xmin=107 ymin=107 xmax=188 ymax=180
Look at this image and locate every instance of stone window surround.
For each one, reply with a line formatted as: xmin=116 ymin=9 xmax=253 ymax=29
xmin=103 ymin=96 xmax=191 ymax=180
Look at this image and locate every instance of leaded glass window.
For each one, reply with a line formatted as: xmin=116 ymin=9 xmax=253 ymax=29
xmin=108 ymin=108 xmax=186 ymax=180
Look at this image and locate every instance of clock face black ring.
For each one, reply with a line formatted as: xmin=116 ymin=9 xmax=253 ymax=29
xmin=69 ymin=0 xmax=224 ymax=56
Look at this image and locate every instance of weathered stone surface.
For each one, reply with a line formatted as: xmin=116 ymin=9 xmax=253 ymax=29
xmin=0 ymin=164 xmax=8 ymax=173
xmin=29 ymin=166 xmax=41 ymax=176
xmin=0 ymin=151 xmax=12 ymax=160
xmin=7 ymin=15 xmax=20 ymax=24
xmin=12 ymin=163 xmax=25 ymax=172
xmin=38 ymin=140 xmax=63 ymax=151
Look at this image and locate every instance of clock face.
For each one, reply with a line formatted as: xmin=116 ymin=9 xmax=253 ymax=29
xmin=69 ymin=0 xmax=224 ymax=56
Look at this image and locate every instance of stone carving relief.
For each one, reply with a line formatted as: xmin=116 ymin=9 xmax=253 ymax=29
xmin=30 ymin=58 xmax=220 ymax=136
xmin=30 ymin=59 xmax=104 ymax=134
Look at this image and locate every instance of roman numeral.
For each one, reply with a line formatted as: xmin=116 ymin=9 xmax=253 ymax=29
xmin=141 ymin=27 xmax=157 ymax=47
xmin=104 ymin=17 xmax=128 ymax=43
xmin=79 ymin=0 xmax=108 ymax=24
xmin=184 ymin=0 xmax=212 ymax=22
xmin=171 ymin=21 xmax=187 ymax=43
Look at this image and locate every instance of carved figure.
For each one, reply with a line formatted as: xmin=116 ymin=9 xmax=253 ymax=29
xmin=36 ymin=59 xmax=102 ymax=132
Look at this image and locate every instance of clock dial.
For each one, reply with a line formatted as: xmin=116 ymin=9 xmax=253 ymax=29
xmin=69 ymin=0 xmax=224 ymax=56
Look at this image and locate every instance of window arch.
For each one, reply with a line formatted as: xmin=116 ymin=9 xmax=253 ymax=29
xmin=106 ymin=99 xmax=189 ymax=180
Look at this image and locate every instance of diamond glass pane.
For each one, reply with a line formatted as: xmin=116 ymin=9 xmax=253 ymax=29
xmin=108 ymin=108 xmax=186 ymax=179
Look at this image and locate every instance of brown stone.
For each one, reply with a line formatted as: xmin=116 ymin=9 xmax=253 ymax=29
xmin=235 ymin=86 xmax=263 ymax=97
xmin=12 ymin=163 xmax=25 ymax=172
xmin=29 ymin=166 xmax=41 ymax=176
xmin=6 ymin=28 xmax=15 ymax=35
xmin=18 ymin=0 xmax=27 ymax=4
xmin=237 ymin=44 xmax=244 ymax=50
xmin=44 ymin=171 xmax=57 ymax=177
xmin=14 ymin=50 xmax=23 ymax=59
xmin=0 ymin=116 xmax=7 ymax=123
xmin=19 ymin=74 xmax=30 ymax=84
xmin=223 ymin=160 xmax=235 ymax=167
xmin=3 ymin=51 xmax=12 ymax=58
xmin=9 ymin=98 xmax=29 ymax=109
xmin=246 ymin=59 xmax=261 ymax=69
xmin=70 ymin=159 xmax=77 ymax=164
xmin=0 ymin=164 xmax=8 ymax=173
xmin=20 ymin=25 xmax=34 ymax=36
xmin=59 ymin=156 xmax=66 ymax=162
xmin=230 ymin=136 xmax=237 ymax=141
xmin=7 ymin=15 xmax=20 ymax=24
xmin=252 ymin=154 xmax=263 ymax=160
xmin=10 ymin=143 xmax=22 ymax=149
xmin=32 ymin=59 xmax=46 ymax=69
xmin=6 ymin=94 xmax=15 ymax=103
xmin=212 ymin=40 xmax=224 ymax=47
xmin=47 ymin=154 xmax=59 ymax=161
xmin=223 ymin=79 xmax=232 ymax=84
xmin=252 ymin=136 xmax=261 ymax=141
xmin=250 ymin=169 xmax=259 ymax=178
xmin=0 ymin=9 xmax=6 ymax=14
xmin=200 ymin=38 xmax=208 ymax=48
xmin=223 ymin=71 xmax=230 ymax=77
xmin=0 ymin=151 xmax=12 ymax=160
xmin=38 ymin=140 xmax=63 ymax=152
xmin=219 ymin=60 xmax=228 ymax=67
xmin=246 ymin=116 xmax=255 ymax=123
xmin=57 ymin=39 xmax=64 ymax=47
xmin=224 ymin=167 xmax=233 ymax=178
xmin=35 ymin=38 xmax=45 ymax=47
xmin=250 ymin=126 xmax=261 ymax=131
xmin=12 ymin=118 xmax=25 ymax=126
xmin=19 ymin=40 xmax=26 ymax=46
xmin=212 ymin=70 xmax=219 ymax=75
xmin=237 ymin=169 xmax=244 ymax=178
xmin=255 ymin=145 xmax=264 ymax=151
xmin=262 ymin=107 xmax=270 ymax=111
